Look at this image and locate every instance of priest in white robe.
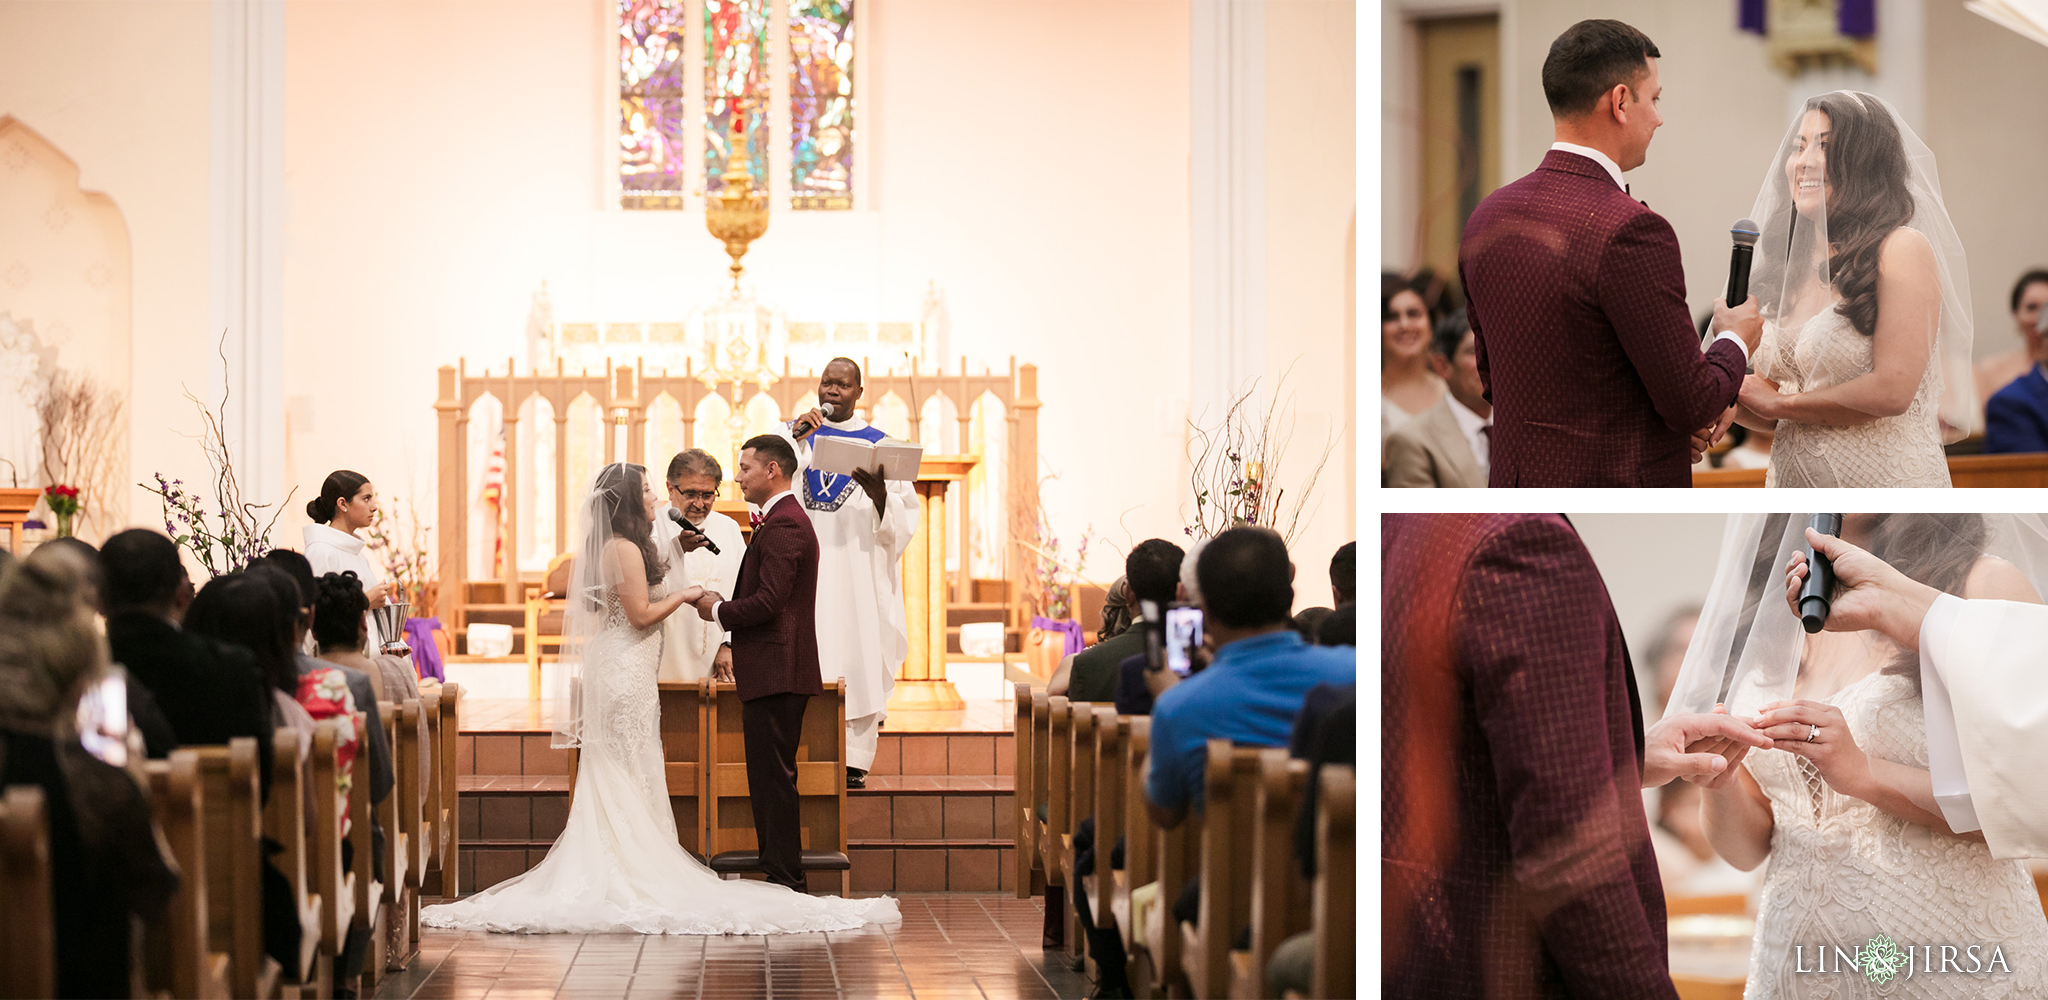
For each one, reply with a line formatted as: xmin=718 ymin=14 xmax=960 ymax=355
xmin=777 ymin=357 xmax=918 ymax=785
xmin=1789 ymin=527 xmax=2048 ymax=860
xmin=653 ymin=450 xmax=747 ymax=683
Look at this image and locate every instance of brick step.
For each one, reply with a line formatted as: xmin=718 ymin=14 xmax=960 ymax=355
xmin=460 ymin=731 xmax=1014 ymax=779
xmin=458 ymin=775 xmax=571 ymax=794
xmin=851 ymin=839 xmax=1012 ymax=849
xmin=851 ymin=775 xmax=1014 ymax=795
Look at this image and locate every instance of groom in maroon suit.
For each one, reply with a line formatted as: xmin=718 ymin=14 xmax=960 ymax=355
xmin=690 ymin=434 xmax=824 ymax=892
xmin=1460 ymin=19 xmax=1763 ymax=487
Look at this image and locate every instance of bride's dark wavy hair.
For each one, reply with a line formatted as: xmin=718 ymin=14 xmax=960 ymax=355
xmin=592 ymin=463 xmax=664 ymax=587
xmin=1752 ymin=93 xmax=1915 ymax=340
xmin=1864 ymin=513 xmax=1984 ymax=690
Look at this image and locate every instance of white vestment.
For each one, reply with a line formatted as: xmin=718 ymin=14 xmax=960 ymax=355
xmin=778 ymin=416 xmax=917 ymax=769
xmin=304 ymin=522 xmax=389 ymax=650
xmin=1919 ymin=593 xmax=2048 ymax=859
xmin=652 ymin=503 xmax=746 ymax=682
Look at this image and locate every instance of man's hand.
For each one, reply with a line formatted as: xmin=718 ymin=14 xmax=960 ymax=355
xmin=851 ymin=466 xmax=887 ymax=520
xmin=1738 ymin=374 xmax=1790 ymax=421
xmin=713 ymin=643 xmax=734 ymax=683
xmin=793 ymin=407 xmax=828 ymax=442
xmin=674 ymin=530 xmax=711 ymax=554
xmin=1642 ymin=706 xmax=1773 ymax=789
xmin=676 ymin=585 xmax=706 ymax=605
xmin=1785 ymin=528 xmax=1940 ymax=649
xmin=693 ymin=591 xmax=724 ymax=622
xmin=1712 ymin=294 xmax=1764 ymax=354
xmin=1143 ymin=664 xmax=1181 ymax=699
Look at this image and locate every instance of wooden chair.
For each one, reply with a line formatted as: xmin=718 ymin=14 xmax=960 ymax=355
xmin=145 ymin=749 xmax=230 ymax=1000
xmin=309 ymin=722 xmax=354 ymax=996
xmin=346 ymin=714 xmax=386 ymax=992
xmin=0 ymin=786 xmax=54 ymax=1000
xmin=522 ymin=554 xmax=575 ymax=702
xmin=420 ymin=683 xmax=461 ymax=899
xmin=1012 ymin=682 xmax=1036 ymax=899
xmin=190 ymin=738 xmax=281 ymax=1000
xmin=1228 ymin=750 xmax=1312 ymax=999
xmin=1182 ymin=741 xmax=1264 ymax=1000
xmin=658 ymin=678 xmax=712 ymax=857
xmin=395 ymin=699 xmax=432 ymax=963
xmin=1059 ymin=702 xmax=1100 ymax=961
xmin=1310 ymin=765 xmax=1354 ymax=1000
xmin=263 ymin=728 xmax=326 ymax=994
xmin=376 ymin=702 xmax=416 ymax=972
xmin=702 ymin=680 xmax=851 ymax=893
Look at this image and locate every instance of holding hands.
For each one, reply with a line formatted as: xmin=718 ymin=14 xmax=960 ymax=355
xmin=1753 ymin=699 xmax=1873 ymax=799
xmin=691 ymin=590 xmax=724 ymax=622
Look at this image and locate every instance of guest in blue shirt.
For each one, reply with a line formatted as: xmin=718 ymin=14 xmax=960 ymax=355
xmin=1142 ymin=527 xmax=1357 ymax=830
xmin=1986 ymin=365 xmax=2048 ymax=453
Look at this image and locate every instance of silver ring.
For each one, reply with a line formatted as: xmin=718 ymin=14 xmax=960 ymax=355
xmin=1807 ymin=723 xmax=1819 ymax=743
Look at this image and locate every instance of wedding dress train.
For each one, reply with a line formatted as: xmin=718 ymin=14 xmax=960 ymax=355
xmin=419 ymin=585 xmax=898 ymax=935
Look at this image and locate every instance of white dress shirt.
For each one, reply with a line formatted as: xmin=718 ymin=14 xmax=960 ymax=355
xmin=710 ymin=489 xmax=795 ymax=626
xmin=1447 ymin=394 xmax=1492 ymax=477
xmin=1549 ymin=141 xmax=1751 ymax=364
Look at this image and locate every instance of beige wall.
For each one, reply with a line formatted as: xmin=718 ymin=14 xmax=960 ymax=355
xmin=0 ymin=0 xmax=212 ymax=539
xmin=1265 ymin=0 xmax=1357 ymax=608
xmin=1570 ymin=511 xmax=1728 ymax=700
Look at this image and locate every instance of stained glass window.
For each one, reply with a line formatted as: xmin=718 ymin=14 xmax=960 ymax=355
xmin=619 ymin=0 xmax=690 ymax=209
xmin=706 ymin=0 xmax=770 ymax=196
xmin=789 ymin=0 xmax=854 ymax=209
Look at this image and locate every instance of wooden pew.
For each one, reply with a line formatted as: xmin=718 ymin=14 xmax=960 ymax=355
xmin=1182 ymin=741 xmax=1264 ymax=1000
xmin=145 ymin=749 xmax=230 ymax=999
xmin=1060 ymin=702 xmax=1100 ymax=962
xmin=1040 ymin=695 xmax=1072 ymax=942
xmin=310 ymin=722 xmax=354 ymax=997
xmin=1229 ymin=750 xmax=1312 ymax=999
xmin=1079 ymin=707 xmax=1127 ymax=963
xmin=1694 ymin=451 xmax=2048 ymax=487
xmin=395 ymin=699 xmax=431 ymax=966
xmin=1012 ymin=681 xmax=1036 ymax=899
xmin=1111 ymin=717 xmax=1150 ymax=964
xmin=376 ymin=702 xmax=416 ymax=972
xmin=1311 ymin=765 xmax=1354 ymax=1000
xmin=347 ymin=713 xmax=386 ymax=992
xmin=190 ymin=738 xmax=281 ymax=1000
xmin=420 ymin=682 xmax=461 ymax=899
xmin=0 ymin=786 xmax=54 ymax=1000
xmin=657 ymin=678 xmax=711 ymax=858
xmin=703 ymin=680 xmax=851 ymax=893
xmin=264 ymin=727 xmax=327 ymax=995
xmin=1023 ymin=687 xmax=1051 ymax=900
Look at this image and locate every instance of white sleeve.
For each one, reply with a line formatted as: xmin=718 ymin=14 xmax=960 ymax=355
xmin=1916 ymin=594 xmax=1978 ymax=833
xmin=874 ymin=479 xmax=919 ymax=559
xmin=1921 ymin=596 xmax=2048 ymax=859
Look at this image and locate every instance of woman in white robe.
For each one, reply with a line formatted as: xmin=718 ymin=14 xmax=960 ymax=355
xmin=302 ymin=469 xmax=391 ymax=650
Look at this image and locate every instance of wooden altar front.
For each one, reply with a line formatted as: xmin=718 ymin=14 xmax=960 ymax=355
xmin=891 ymin=456 xmax=979 ymax=712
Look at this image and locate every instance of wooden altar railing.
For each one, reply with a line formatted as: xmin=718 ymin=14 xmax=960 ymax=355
xmin=435 ymin=357 xmax=1040 ymax=639
xmin=1692 ymin=452 xmax=2048 ymax=487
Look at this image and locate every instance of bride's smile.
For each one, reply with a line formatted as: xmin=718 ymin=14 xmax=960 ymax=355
xmin=1787 ymin=109 xmax=1833 ymax=220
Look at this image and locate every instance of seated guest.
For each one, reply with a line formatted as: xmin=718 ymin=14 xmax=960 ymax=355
xmin=1715 ymin=423 xmax=1773 ymax=469
xmin=41 ymin=533 xmax=178 ymax=757
xmin=1385 ymin=310 xmax=1491 ymax=487
xmin=1290 ymin=606 xmax=1333 ymax=642
xmin=1329 ymin=541 xmax=1354 ymax=608
xmin=1985 ymin=276 xmax=2048 ymax=451
xmin=100 ymin=528 xmax=273 ymax=799
xmin=1047 ymin=577 xmax=1129 ymax=698
xmin=1317 ymin=604 xmax=1355 ymax=647
xmin=1976 ymin=268 xmax=2048 ymax=413
xmin=1059 ymin=539 xmax=1185 ymax=705
xmin=1266 ymin=681 xmax=1356 ymax=998
xmin=1382 ymin=271 xmax=1447 ymax=449
xmin=314 ymin=570 xmax=420 ymax=706
xmin=261 ymin=549 xmax=395 ymax=812
xmin=0 ymin=545 xmax=180 ymax=1000
xmin=1116 ymin=539 xmax=1209 ymax=717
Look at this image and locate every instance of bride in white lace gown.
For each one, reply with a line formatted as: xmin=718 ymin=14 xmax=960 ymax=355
xmin=421 ymin=463 xmax=897 ymax=935
xmin=1729 ymin=92 xmax=1975 ymax=487
xmin=1676 ymin=514 xmax=2048 ymax=998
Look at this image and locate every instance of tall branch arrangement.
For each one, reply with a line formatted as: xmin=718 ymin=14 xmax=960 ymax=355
xmin=1010 ymin=475 xmax=1096 ymax=621
xmin=141 ymin=339 xmax=294 ymax=575
xmin=365 ymin=497 xmax=437 ymax=617
xmin=1184 ymin=369 xmax=1335 ymax=544
xmin=36 ymin=369 xmax=126 ymax=539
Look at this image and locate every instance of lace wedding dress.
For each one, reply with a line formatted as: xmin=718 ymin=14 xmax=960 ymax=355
xmin=1743 ymin=672 xmax=2048 ymax=998
xmin=419 ymin=584 xmax=898 ymax=935
xmin=1758 ymin=306 xmax=1951 ymax=488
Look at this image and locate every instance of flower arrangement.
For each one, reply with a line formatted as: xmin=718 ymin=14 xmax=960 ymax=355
xmin=1017 ymin=505 xmax=1096 ymax=622
xmin=1184 ymin=368 xmax=1335 ymax=544
xmin=364 ymin=499 xmax=437 ymax=616
xmin=141 ymin=369 xmax=294 ymax=575
xmin=42 ymin=484 xmax=81 ymax=537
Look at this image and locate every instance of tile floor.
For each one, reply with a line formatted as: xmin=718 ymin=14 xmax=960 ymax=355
xmin=373 ymin=896 xmax=1092 ymax=1000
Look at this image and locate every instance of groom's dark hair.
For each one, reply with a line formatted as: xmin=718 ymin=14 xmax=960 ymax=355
xmin=1543 ymin=20 xmax=1660 ymax=118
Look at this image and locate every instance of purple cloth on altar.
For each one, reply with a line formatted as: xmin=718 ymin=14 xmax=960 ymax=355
xmin=1738 ymin=0 xmax=1765 ymax=33
xmin=1032 ymin=616 xmax=1085 ymax=659
xmin=404 ymin=617 xmax=446 ymax=682
xmin=1839 ymin=0 xmax=1875 ymax=37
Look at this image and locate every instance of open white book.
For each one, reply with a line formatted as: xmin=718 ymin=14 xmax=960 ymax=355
xmin=809 ymin=435 xmax=925 ymax=481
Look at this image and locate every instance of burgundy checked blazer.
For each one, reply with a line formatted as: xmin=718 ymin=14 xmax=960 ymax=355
xmin=1460 ymin=150 xmax=1745 ymax=487
xmin=716 ymin=494 xmax=825 ymax=703
xmin=1382 ymin=513 xmax=1675 ymax=1000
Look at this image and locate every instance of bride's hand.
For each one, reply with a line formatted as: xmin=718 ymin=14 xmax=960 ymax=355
xmin=1755 ymin=699 xmax=1873 ymax=799
xmin=677 ymin=585 xmax=706 ymax=605
xmin=1738 ymin=374 xmax=1788 ymax=420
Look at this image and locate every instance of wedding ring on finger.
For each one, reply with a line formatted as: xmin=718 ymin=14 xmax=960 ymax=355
xmin=1807 ymin=723 xmax=1819 ymax=743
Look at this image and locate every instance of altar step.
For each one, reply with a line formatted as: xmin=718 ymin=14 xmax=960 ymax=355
xmin=453 ymin=727 xmax=1017 ymax=894
xmin=448 ymin=598 xmax=1024 ymax=656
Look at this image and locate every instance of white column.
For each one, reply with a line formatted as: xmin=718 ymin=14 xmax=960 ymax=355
xmin=1191 ymin=0 xmax=1268 ymax=427
xmin=209 ymin=0 xmax=286 ymax=514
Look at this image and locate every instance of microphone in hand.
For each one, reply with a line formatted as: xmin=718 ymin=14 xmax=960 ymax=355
xmin=1799 ymin=513 xmax=1842 ymax=633
xmin=665 ymin=506 xmax=722 ymax=555
xmin=1727 ymin=218 xmax=1759 ymax=309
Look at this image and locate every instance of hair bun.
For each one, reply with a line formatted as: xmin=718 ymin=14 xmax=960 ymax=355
xmin=306 ymin=497 xmax=329 ymax=523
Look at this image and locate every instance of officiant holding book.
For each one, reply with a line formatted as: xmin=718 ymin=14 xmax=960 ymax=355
xmin=779 ymin=357 xmax=920 ymax=788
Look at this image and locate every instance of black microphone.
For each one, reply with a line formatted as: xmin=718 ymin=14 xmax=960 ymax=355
xmin=666 ymin=506 xmax=721 ymax=555
xmin=790 ymin=416 xmax=818 ymax=441
xmin=1798 ymin=513 xmax=1842 ymax=634
xmin=1727 ymin=218 xmax=1760 ymax=309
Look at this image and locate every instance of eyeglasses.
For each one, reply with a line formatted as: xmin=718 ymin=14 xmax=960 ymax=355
xmin=671 ymin=487 xmax=718 ymax=503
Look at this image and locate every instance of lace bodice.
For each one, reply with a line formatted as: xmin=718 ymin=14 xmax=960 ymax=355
xmin=1743 ymin=672 xmax=2048 ymax=997
xmin=1756 ymin=307 xmax=1950 ymax=488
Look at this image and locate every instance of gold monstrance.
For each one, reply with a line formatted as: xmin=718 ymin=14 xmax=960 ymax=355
xmin=704 ymin=109 xmax=768 ymax=292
